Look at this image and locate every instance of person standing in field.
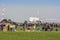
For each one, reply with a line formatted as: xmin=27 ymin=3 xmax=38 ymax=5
xmin=1 ymin=22 xmax=5 ymax=30
xmin=5 ymin=23 xmax=10 ymax=31
xmin=32 ymin=23 xmax=36 ymax=32
xmin=55 ymin=24 xmax=58 ymax=31
xmin=9 ymin=23 xmax=16 ymax=32
xmin=23 ymin=21 xmax=28 ymax=31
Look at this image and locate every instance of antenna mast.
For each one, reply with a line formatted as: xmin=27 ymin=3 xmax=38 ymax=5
xmin=1 ymin=6 xmax=6 ymax=20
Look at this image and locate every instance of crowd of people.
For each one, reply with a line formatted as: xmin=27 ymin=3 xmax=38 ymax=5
xmin=23 ymin=21 xmax=60 ymax=32
xmin=0 ymin=19 xmax=60 ymax=32
xmin=0 ymin=22 xmax=16 ymax=32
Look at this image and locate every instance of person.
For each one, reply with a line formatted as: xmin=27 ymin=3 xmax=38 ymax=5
xmin=45 ymin=23 xmax=48 ymax=31
xmin=55 ymin=24 xmax=58 ymax=31
xmin=45 ymin=23 xmax=50 ymax=31
xmin=36 ymin=24 xmax=40 ymax=32
xmin=5 ymin=23 xmax=10 ymax=31
xmin=32 ymin=24 xmax=36 ymax=32
xmin=47 ymin=25 xmax=50 ymax=32
xmin=8 ymin=23 xmax=14 ymax=31
xmin=50 ymin=24 xmax=53 ymax=31
xmin=23 ymin=21 xmax=28 ymax=31
xmin=42 ymin=26 xmax=45 ymax=31
xmin=42 ymin=23 xmax=46 ymax=31
xmin=0 ymin=24 xmax=2 ymax=31
xmin=1 ymin=22 xmax=6 ymax=31
xmin=12 ymin=24 xmax=16 ymax=32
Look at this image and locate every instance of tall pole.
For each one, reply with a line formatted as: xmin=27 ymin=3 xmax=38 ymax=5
xmin=1 ymin=6 xmax=5 ymax=20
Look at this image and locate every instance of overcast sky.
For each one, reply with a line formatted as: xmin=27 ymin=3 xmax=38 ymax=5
xmin=0 ymin=0 xmax=60 ymax=23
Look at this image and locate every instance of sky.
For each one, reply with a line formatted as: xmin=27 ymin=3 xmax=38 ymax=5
xmin=0 ymin=0 xmax=60 ymax=23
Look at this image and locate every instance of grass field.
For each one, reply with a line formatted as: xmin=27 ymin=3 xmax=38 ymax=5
xmin=0 ymin=32 xmax=60 ymax=40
